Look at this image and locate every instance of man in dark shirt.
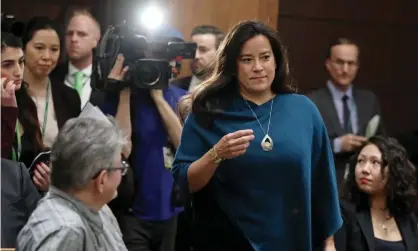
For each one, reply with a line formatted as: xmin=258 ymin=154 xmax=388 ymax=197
xmin=171 ymin=25 xmax=224 ymax=92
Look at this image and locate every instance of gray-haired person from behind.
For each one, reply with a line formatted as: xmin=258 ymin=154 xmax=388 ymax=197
xmin=17 ymin=117 xmax=128 ymax=251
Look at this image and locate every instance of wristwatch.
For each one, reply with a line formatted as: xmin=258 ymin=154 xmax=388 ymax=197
xmin=208 ymin=147 xmax=223 ymax=164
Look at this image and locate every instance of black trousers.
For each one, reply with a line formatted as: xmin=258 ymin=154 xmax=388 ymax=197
xmin=191 ymin=189 xmax=254 ymax=251
xmin=175 ymin=210 xmax=193 ymax=251
xmin=115 ymin=211 xmax=178 ymax=251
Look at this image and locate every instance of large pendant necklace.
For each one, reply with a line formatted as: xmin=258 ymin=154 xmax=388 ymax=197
xmin=245 ymin=98 xmax=274 ymax=152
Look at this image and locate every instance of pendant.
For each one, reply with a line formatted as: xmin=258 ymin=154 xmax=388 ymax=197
xmin=261 ymin=134 xmax=273 ymax=152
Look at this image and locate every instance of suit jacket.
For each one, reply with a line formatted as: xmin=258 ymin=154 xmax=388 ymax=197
xmin=334 ymin=201 xmax=418 ymax=251
xmin=1 ymin=159 xmax=41 ymax=248
xmin=308 ymin=86 xmax=385 ymax=183
xmin=11 ymin=80 xmax=81 ymax=168
xmin=50 ymin=62 xmax=106 ymax=107
xmin=49 ymin=77 xmax=82 ymax=129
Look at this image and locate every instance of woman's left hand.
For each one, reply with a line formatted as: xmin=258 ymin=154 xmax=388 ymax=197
xmin=33 ymin=162 xmax=51 ymax=191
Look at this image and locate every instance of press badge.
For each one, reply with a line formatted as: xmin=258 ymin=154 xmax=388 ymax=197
xmin=163 ymin=146 xmax=174 ymax=169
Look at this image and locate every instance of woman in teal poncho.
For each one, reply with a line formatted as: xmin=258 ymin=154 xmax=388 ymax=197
xmin=173 ymin=20 xmax=342 ymax=251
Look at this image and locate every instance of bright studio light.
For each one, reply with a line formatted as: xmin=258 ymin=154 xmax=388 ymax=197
xmin=139 ymin=5 xmax=164 ymax=30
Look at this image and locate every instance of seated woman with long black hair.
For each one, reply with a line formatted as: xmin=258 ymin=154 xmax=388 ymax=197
xmin=335 ymin=136 xmax=418 ymax=251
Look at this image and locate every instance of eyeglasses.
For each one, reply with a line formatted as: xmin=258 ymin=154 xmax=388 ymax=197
xmin=91 ymin=160 xmax=129 ymax=179
xmin=331 ymin=59 xmax=358 ymax=69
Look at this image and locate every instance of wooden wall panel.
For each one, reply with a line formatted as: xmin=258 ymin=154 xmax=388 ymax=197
xmin=167 ymin=0 xmax=279 ymax=39
xmin=278 ymin=0 xmax=418 ymax=135
xmin=279 ymin=0 xmax=418 ymax=25
xmin=3 ymin=0 xmax=280 ymax=77
xmin=2 ymin=0 xmax=96 ymax=21
xmin=167 ymin=0 xmax=280 ymax=77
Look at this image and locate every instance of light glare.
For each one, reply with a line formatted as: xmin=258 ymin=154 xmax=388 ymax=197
xmin=140 ymin=5 xmax=164 ymax=30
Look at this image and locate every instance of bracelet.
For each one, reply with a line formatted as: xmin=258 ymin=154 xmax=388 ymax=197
xmin=209 ymin=146 xmax=223 ymax=164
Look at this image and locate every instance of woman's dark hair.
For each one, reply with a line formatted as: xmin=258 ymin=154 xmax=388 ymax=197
xmin=1 ymin=32 xmax=23 ymax=52
xmin=21 ymin=16 xmax=61 ymax=49
xmin=14 ymin=16 xmax=60 ymax=154
xmin=190 ymin=20 xmax=296 ymax=127
xmin=341 ymin=136 xmax=417 ymax=216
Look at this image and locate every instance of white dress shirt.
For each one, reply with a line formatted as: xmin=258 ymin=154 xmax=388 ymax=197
xmin=65 ymin=63 xmax=92 ymax=109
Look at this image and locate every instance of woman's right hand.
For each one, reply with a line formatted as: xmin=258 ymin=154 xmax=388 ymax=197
xmin=214 ymin=129 xmax=255 ymax=159
xmin=1 ymin=77 xmax=17 ymax=107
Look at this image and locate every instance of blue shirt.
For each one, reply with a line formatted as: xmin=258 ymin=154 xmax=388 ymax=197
xmin=327 ymin=81 xmax=358 ymax=153
xmin=101 ymin=85 xmax=186 ymax=221
xmin=173 ymin=93 xmax=342 ymax=251
xmin=327 ymin=81 xmax=358 ymax=134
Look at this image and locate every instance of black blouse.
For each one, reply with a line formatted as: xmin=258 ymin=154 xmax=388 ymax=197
xmin=334 ymin=201 xmax=418 ymax=251
xmin=374 ymin=238 xmax=406 ymax=251
xmin=13 ymin=79 xmax=81 ymax=168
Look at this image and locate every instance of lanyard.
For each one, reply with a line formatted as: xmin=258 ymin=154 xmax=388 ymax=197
xmin=41 ymin=79 xmax=51 ymax=138
xmin=12 ymin=121 xmax=22 ymax=161
xmin=11 ymin=79 xmax=51 ymax=161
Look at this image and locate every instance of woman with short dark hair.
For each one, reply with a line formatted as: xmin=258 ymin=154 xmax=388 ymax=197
xmin=335 ymin=136 xmax=418 ymax=251
xmin=173 ymin=20 xmax=342 ymax=251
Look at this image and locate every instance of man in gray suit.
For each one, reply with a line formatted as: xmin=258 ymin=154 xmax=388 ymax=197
xmin=308 ymin=38 xmax=385 ymax=185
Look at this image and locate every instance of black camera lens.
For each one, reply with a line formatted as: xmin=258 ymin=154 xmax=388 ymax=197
xmin=137 ymin=63 xmax=160 ymax=86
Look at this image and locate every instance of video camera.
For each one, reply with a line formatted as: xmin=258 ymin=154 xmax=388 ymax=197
xmin=95 ymin=23 xmax=196 ymax=91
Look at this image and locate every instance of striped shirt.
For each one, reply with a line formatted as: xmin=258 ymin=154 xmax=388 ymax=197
xmin=17 ymin=186 xmax=127 ymax=251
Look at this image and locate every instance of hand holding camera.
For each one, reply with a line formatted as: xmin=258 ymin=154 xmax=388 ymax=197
xmin=108 ymin=54 xmax=129 ymax=82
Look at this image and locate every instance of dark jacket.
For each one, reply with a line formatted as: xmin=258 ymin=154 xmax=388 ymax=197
xmin=15 ymin=79 xmax=81 ymax=168
xmin=1 ymin=159 xmax=41 ymax=248
xmin=50 ymin=62 xmax=106 ymax=107
xmin=334 ymin=201 xmax=418 ymax=251
xmin=1 ymin=106 xmax=18 ymax=159
xmin=308 ymin=87 xmax=385 ymax=185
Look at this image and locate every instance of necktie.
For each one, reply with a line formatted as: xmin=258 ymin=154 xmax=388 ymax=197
xmin=73 ymin=71 xmax=84 ymax=96
xmin=342 ymin=95 xmax=353 ymax=133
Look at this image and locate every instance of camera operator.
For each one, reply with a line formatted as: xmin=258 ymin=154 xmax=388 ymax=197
xmin=100 ymin=31 xmax=187 ymax=251
xmin=171 ymin=25 xmax=224 ymax=92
